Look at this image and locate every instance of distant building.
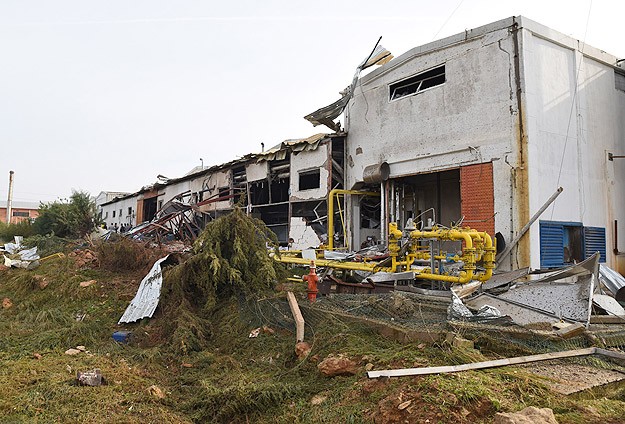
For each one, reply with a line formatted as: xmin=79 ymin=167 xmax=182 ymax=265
xmin=0 ymin=200 xmax=40 ymax=224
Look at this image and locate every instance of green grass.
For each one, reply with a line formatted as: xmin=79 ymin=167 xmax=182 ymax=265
xmin=1 ymin=251 xmax=625 ymax=423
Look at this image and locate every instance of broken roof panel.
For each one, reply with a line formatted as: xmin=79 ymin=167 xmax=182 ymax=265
xmin=118 ymin=255 xmax=170 ymax=324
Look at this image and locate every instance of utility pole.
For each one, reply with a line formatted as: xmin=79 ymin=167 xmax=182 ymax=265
xmin=7 ymin=170 xmax=14 ymax=224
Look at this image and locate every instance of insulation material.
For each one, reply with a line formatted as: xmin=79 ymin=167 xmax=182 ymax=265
xmin=245 ymin=162 xmax=269 ymax=182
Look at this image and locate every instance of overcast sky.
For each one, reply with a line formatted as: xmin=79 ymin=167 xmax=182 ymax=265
xmin=0 ymin=0 xmax=622 ymax=204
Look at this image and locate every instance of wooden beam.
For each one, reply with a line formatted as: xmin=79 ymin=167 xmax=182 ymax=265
xmin=368 ymin=348 xmax=597 ymax=378
xmin=286 ymin=292 xmax=305 ymax=342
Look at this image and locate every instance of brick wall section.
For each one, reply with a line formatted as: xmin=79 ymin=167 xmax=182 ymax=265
xmin=460 ymin=163 xmax=495 ymax=235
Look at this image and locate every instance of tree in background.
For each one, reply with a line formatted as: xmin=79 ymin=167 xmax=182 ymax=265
xmin=34 ymin=191 xmax=101 ymax=239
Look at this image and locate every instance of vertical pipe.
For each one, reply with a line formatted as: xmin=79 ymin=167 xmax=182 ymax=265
xmin=7 ymin=171 xmax=14 ymax=224
xmin=380 ymin=182 xmax=386 ymax=244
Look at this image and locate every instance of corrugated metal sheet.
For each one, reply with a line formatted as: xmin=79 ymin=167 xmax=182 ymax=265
xmin=118 ymin=255 xmax=170 ymax=324
xmin=598 ymin=264 xmax=625 ymax=297
xmin=584 ymin=226 xmax=606 ymax=263
xmin=255 ymin=133 xmax=328 ymax=162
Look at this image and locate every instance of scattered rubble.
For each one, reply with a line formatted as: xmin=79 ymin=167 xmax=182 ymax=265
xmin=64 ymin=348 xmax=81 ymax=356
xmin=2 ymin=297 xmax=12 ymax=309
xmin=68 ymin=249 xmax=99 ymax=269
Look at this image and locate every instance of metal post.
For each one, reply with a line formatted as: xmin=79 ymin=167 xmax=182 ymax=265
xmin=6 ymin=171 xmax=14 ymax=224
xmin=496 ymin=186 xmax=564 ymax=266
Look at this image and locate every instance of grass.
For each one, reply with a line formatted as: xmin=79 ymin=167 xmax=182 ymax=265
xmin=1 ymin=241 xmax=625 ymax=423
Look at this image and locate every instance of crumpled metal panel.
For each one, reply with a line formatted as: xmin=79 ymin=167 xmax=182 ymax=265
xmin=304 ymin=43 xmax=392 ymax=131
xmin=118 ymin=255 xmax=170 ymax=324
xmin=598 ymin=264 xmax=625 ymax=297
xmin=495 ymin=253 xmax=599 ymax=324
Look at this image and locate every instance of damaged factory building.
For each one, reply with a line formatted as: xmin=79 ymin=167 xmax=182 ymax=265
xmin=98 ymin=16 xmax=625 ymax=273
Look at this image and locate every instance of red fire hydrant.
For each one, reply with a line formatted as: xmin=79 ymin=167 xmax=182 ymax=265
xmin=303 ymin=260 xmax=319 ymax=302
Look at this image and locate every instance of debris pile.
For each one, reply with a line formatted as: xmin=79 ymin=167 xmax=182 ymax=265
xmin=68 ymin=249 xmax=99 ymax=269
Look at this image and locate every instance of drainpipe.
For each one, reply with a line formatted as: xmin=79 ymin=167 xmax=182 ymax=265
xmin=6 ymin=171 xmax=14 ymax=224
xmin=380 ymin=181 xmax=387 ymax=244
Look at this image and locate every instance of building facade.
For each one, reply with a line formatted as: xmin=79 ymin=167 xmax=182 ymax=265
xmin=342 ymin=16 xmax=625 ymax=271
xmin=0 ymin=200 xmax=40 ymax=224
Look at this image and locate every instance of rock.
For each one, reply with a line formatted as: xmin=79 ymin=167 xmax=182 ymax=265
xmin=317 ymin=354 xmax=358 ymax=377
xmin=295 ymin=341 xmax=312 ymax=359
xmin=79 ymin=280 xmax=96 ymax=288
xmin=494 ymin=406 xmax=558 ymax=424
xmin=365 ymin=363 xmax=374 ymax=371
xmin=34 ymin=275 xmax=49 ymax=289
xmin=76 ymin=346 xmax=86 ymax=352
xmin=0 ymin=264 xmax=9 ymax=272
xmin=181 ymin=363 xmax=193 ymax=368
xmin=65 ymin=348 xmax=81 ymax=356
xmin=148 ymin=384 xmax=165 ymax=399
xmin=77 ymin=369 xmax=104 ymax=386
xmin=2 ymin=298 xmax=13 ymax=309
xmin=262 ymin=325 xmax=275 ymax=335
xmin=33 ymin=353 xmax=43 ymax=360
xmin=310 ymin=394 xmax=327 ymax=405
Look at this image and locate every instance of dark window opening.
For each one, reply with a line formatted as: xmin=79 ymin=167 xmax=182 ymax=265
xmin=143 ymin=197 xmax=158 ymax=222
xmin=299 ymin=169 xmax=321 ymax=190
xmin=270 ymin=178 xmax=290 ymax=203
xmin=127 ymin=207 xmax=132 ymax=216
xmin=13 ymin=211 xmax=29 ymax=217
xmin=250 ymin=180 xmax=270 ymax=205
xmin=390 ymin=65 xmax=445 ymax=100
xmin=360 ymin=196 xmax=381 ymax=229
xmin=112 ymin=210 xmax=116 ymax=218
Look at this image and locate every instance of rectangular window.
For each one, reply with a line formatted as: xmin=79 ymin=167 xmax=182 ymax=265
xmin=158 ymin=200 xmax=163 ymax=210
xmin=615 ymin=70 xmax=625 ymax=92
xmin=539 ymin=221 xmax=606 ymax=268
xmin=104 ymin=211 xmax=108 ymax=219
xmin=112 ymin=210 xmax=116 ymax=218
xmin=119 ymin=209 xmax=122 ymax=217
xmin=127 ymin=207 xmax=132 ymax=216
xmin=299 ymin=169 xmax=321 ymax=190
xmin=218 ymin=187 xmax=230 ymax=198
xmin=390 ymin=65 xmax=445 ymax=101
xmin=12 ymin=211 xmax=29 ymax=217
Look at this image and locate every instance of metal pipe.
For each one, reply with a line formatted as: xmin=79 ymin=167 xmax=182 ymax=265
xmin=495 ymin=186 xmax=563 ymax=266
xmin=327 ymin=189 xmax=379 ymax=250
xmin=380 ymin=182 xmax=386 ymax=243
xmin=6 ymin=171 xmax=14 ymax=224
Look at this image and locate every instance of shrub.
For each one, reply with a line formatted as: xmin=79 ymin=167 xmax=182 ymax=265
xmin=33 ymin=191 xmax=101 ymax=238
xmin=0 ymin=220 xmax=36 ymax=242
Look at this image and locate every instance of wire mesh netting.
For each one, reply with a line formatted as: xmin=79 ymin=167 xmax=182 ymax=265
xmin=237 ymin=291 xmax=625 ymax=369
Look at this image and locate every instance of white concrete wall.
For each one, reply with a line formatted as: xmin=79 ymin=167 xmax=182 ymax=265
xmin=522 ymin=27 xmax=625 ymax=268
xmin=289 ymin=144 xmax=330 ymax=201
xmin=162 ymin=180 xmax=191 ymax=205
xmin=345 ymin=22 xmax=520 ymax=254
xmin=101 ymin=195 xmax=138 ymax=228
